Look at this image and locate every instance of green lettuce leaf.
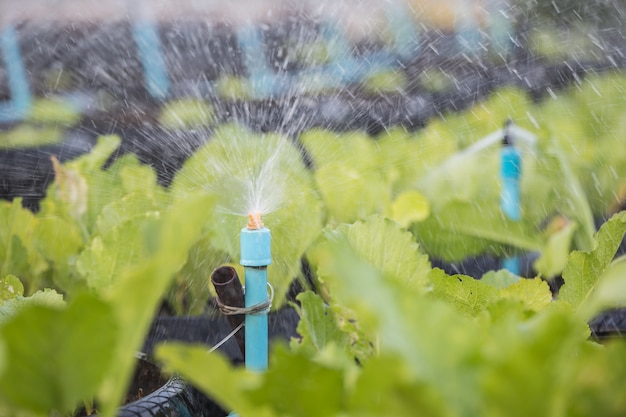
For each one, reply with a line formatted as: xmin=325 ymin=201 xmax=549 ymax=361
xmin=0 ymin=292 xmax=114 ymax=415
xmin=559 ymin=211 xmax=626 ymax=318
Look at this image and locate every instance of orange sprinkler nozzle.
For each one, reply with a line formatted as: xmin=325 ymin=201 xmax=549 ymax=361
xmin=247 ymin=211 xmax=264 ymax=230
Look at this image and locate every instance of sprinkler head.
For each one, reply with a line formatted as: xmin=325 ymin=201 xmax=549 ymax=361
xmin=247 ymin=211 xmax=264 ymax=230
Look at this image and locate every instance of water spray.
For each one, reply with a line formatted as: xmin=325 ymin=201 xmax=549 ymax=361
xmin=0 ymin=25 xmax=31 ymax=122
xmin=500 ymin=119 xmax=521 ymax=274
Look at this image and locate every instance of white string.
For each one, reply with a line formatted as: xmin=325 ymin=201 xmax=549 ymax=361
xmin=209 ymin=321 xmax=245 ymax=353
xmin=215 ymin=282 xmax=275 ymax=315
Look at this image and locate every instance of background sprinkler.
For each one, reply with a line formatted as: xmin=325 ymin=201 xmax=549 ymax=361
xmin=500 ymin=119 xmax=522 ymax=274
xmin=0 ymin=25 xmax=31 ymax=122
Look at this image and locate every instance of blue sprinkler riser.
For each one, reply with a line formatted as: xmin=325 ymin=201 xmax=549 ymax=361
xmin=501 ymin=146 xmax=521 ymax=221
xmin=240 ymin=226 xmax=272 ymax=372
xmin=0 ymin=25 xmax=32 ymax=122
xmin=502 ymin=255 xmax=521 ymax=276
xmin=501 ymin=141 xmax=522 ymax=274
xmin=244 ymin=266 xmax=269 ymax=371
xmin=132 ymin=21 xmax=170 ymax=100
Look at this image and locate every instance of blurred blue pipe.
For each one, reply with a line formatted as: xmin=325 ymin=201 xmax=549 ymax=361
xmin=240 ymin=222 xmax=272 ymax=372
xmin=501 ymin=122 xmax=522 ymax=275
xmin=237 ymin=26 xmax=283 ymax=98
xmin=0 ymin=26 xmax=31 ymax=122
xmin=385 ymin=3 xmax=420 ymax=59
xmin=132 ymin=21 xmax=170 ymax=100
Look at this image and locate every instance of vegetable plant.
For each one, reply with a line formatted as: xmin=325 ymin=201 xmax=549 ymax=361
xmin=157 ymin=212 xmax=626 ymax=417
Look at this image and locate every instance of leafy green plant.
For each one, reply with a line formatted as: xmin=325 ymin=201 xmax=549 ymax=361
xmin=159 ymin=99 xmax=216 ymax=130
xmin=157 ymin=212 xmax=626 ymax=417
xmin=0 ymin=125 xmax=64 ymax=149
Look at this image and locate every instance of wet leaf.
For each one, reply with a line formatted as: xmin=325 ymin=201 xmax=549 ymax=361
xmin=559 ymin=211 xmax=626 ymax=317
xmin=499 ymin=277 xmax=552 ymax=312
xmin=389 ymin=189 xmax=430 ymax=227
xmin=159 ymin=99 xmax=215 ymax=129
xmin=0 ymin=275 xmax=24 ymax=302
xmin=534 ymin=219 xmax=577 ymax=279
xmin=430 ymin=269 xmax=498 ymax=317
xmin=292 ymin=291 xmax=350 ymax=354
xmin=0 ymin=293 xmax=115 ymax=415
xmin=481 ymin=269 xmax=521 ymax=290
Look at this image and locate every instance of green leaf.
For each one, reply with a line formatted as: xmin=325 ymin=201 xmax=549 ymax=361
xmin=578 ymin=255 xmax=626 ymax=319
xmin=312 ymin=216 xmax=431 ymax=291
xmin=0 ymin=200 xmax=47 ymax=287
xmin=480 ymin=306 xmax=586 ymax=417
xmin=248 ymin=344 xmax=346 ymax=417
xmin=0 ymin=293 xmax=116 ymax=415
xmin=171 ymin=124 xmax=323 ymax=306
xmin=414 ymin=201 xmax=543 ymax=262
xmin=559 ymin=211 xmax=626 ymax=316
xmin=0 ymin=125 xmax=63 ymax=148
xmin=97 ymin=193 xmax=214 ymax=417
xmin=429 ymin=269 xmax=498 ymax=317
xmin=27 ymin=97 xmax=81 ymax=126
xmin=388 ymin=190 xmax=430 ymax=227
xmin=481 ymin=269 xmax=521 ymax=290
xmin=0 ymin=275 xmax=24 ymax=302
xmin=0 ymin=289 xmax=65 ymax=326
xmin=349 ymin=354 xmax=451 ymax=417
xmin=315 ymin=161 xmax=391 ymax=224
xmin=292 ymin=291 xmax=351 ymax=354
xmin=361 ymin=69 xmax=408 ymax=94
xmin=533 ymin=217 xmax=577 ymax=279
xmin=499 ymin=277 xmax=552 ymax=312
xmin=159 ymin=99 xmax=215 ymax=129
xmin=299 ymin=129 xmax=379 ymax=171
xmin=33 ymin=217 xmax=83 ymax=288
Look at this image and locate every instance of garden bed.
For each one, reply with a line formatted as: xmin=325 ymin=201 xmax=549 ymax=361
xmin=2 ymin=6 xmax=626 ymax=416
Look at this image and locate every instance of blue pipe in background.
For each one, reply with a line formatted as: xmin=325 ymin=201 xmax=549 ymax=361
xmin=237 ymin=26 xmax=283 ymax=98
xmin=240 ymin=214 xmax=272 ymax=372
xmin=0 ymin=26 xmax=31 ymax=122
xmin=132 ymin=21 xmax=170 ymax=100
xmin=385 ymin=3 xmax=420 ymax=60
xmin=488 ymin=0 xmax=515 ymax=57
xmin=500 ymin=121 xmax=522 ymax=275
xmin=320 ymin=23 xmax=363 ymax=85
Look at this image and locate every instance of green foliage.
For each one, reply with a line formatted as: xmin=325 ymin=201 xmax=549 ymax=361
xmin=0 ymin=293 xmax=116 ymax=415
xmin=0 ymin=125 xmax=64 ymax=149
xmin=215 ymin=75 xmax=254 ymax=100
xmin=159 ymin=99 xmax=216 ymax=129
xmin=158 ymin=212 xmax=626 ymax=417
xmin=559 ymin=211 xmax=626 ymax=319
xmin=0 ymin=275 xmax=23 ymax=302
xmin=361 ymin=69 xmax=408 ymax=95
xmin=27 ymin=97 xmax=81 ymax=126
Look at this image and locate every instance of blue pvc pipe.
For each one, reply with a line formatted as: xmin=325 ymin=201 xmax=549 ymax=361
xmin=237 ymin=26 xmax=282 ymax=98
xmin=240 ymin=225 xmax=272 ymax=372
xmin=385 ymin=4 xmax=420 ymax=60
xmin=132 ymin=21 xmax=170 ymax=100
xmin=0 ymin=26 xmax=31 ymax=122
xmin=501 ymin=133 xmax=522 ymax=274
xmin=501 ymin=145 xmax=521 ymax=221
